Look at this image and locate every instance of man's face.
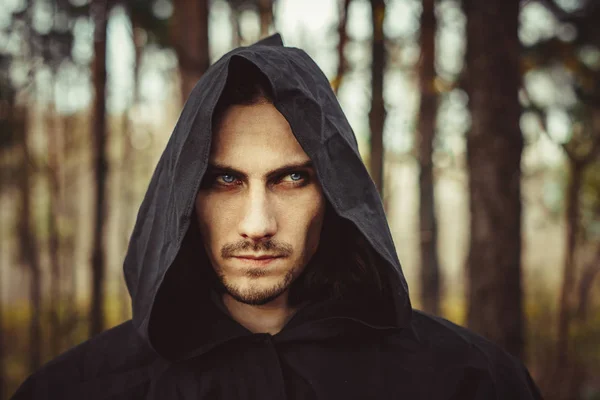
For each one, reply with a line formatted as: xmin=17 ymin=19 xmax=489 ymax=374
xmin=195 ymin=101 xmax=326 ymax=306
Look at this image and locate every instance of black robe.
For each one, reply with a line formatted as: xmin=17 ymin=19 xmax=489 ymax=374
xmin=12 ymin=34 xmax=544 ymax=400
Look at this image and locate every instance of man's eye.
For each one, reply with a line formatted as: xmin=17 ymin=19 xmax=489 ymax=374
xmin=281 ymin=172 xmax=307 ymax=183
xmin=218 ymin=174 xmax=237 ymax=184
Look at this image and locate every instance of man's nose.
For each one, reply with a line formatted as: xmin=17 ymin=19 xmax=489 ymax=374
xmin=238 ymin=187 xmax=277 ymax=242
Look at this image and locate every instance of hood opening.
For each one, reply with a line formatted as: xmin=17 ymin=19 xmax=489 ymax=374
xmin=133 ymin=42 xmax=413 ymax=360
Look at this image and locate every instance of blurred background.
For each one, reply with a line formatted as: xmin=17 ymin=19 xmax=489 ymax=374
xmin=1 ymin=0 xmax=599 ymax=398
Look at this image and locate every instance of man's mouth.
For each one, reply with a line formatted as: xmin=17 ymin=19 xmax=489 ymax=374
xmin=233 ymin=255 xmax=284 ymax=265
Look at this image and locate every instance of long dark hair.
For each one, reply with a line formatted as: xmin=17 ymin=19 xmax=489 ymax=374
xmin=285 ymin=203 xmax=388 ymax=306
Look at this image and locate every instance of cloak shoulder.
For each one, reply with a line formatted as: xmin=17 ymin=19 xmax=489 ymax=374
xmin=410 ymin=311 xmax=543 ymax=400
xmin=11 ymin=321 xmax=163 ymax=400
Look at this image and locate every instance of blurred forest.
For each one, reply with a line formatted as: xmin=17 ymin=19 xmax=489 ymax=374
xmin=1 ymin=0 xmax=600 ymax=398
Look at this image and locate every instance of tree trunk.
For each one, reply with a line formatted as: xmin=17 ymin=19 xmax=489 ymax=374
xmin=230 ymin=8 xmax=242 ymax=48
xmin=463 ymin=0 xmax=524 ymax=359
xmin=556 ymin=162 xmax=582 ymax=366
xmin=90 ymin=1 xmax=109 ymax=337
xmin=171 ymin=0 xmax=210 ymax=103
xmin=418 ymin=0 xmax=440 ymax=315
xmin=17 ymin=107 xmax=43 ymax=371
xmin=0 ymin=150 xmax=5 ymax=400
xmin=369 ymin=0 xmax=386 ymax=197
xmin=0 ymin=272 xmax=3 ymax=400
xmin=332 ymin=0 xmax=351 ymax=95
xmin=47 ymin=100 xmax=62 ymax=356
xmin=118 ymin=110 xmax=134 ymax=322
xmin=62 ymin=113 xmax=79 ymax=341
xmin=115 ymin=15 xmax=144 ymax=322
xmin=257 ymin=0 xmax=272 ymax=38
xmin=555 ymin=113 xmax=600 ymax=370
xmin=576 ymin=242 xmax=600 ymax=321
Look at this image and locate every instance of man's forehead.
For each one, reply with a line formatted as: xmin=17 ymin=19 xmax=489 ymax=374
xmin=206 ymin=157 xmax=314 ymax=176
xmin=208 ymin=102 xmax=313 ymax=172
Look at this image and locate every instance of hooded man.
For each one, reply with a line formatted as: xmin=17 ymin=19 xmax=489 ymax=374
xmin=13 ymin=34 xmax=543 ymax=400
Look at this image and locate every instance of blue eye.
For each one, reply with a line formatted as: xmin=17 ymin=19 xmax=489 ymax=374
xmin=280 ymin=172 xmax=307 ymax=184
xmin=220 ymin=174 xmax=236 ymax=184
xmin=290 ymin=172 xmax=303 ymax=181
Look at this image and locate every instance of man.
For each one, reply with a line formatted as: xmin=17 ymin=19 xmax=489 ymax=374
xmin=13 ymin=34 xmax=543 ymax=399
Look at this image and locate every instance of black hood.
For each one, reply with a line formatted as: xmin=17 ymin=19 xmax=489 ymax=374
xmin=122 ymin=34 xmax=412 ymax=357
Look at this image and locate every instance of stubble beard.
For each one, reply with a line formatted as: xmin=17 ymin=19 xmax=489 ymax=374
xmin=217 ymin=266 xmax=296 ymax=306
xmin=216 ymin=239 xmax=298 ymax=306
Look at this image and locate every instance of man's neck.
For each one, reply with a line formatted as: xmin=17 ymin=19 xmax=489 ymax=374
xmin=222 ymin=292 xmax=299 ymax=335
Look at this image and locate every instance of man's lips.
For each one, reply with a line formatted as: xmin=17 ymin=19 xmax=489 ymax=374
xmin=234 ymin=255 xmax=283 ymax=260
xmin=232 ymin=255 xmax=284 ymax=265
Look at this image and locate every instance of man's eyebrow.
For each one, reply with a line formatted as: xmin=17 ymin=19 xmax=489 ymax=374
xmin=206 ymin=160 xmax=314 ymax=180
xmin=266 ymin=160 xmax=314 ymax=180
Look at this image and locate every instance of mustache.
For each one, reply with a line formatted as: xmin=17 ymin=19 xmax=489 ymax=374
xmin=221 ymin=239 xmax=293 ymax=258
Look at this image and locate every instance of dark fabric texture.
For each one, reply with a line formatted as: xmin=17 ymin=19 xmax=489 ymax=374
xmin=12 ymin=34 xmax=543 ymax=400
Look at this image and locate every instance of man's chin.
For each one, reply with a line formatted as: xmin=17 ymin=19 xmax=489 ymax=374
xmin=222 ymin=271 xmax=296 ymax=306
xmin=224 ymin=283 xmax=289 ymax=306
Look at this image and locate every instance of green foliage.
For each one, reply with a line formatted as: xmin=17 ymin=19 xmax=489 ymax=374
xmin=525 ymin=279 xmax=600 ymax=398
xmin=521 ymin=0 xmax=600 ymax=248
xmin=572 ymin=313 xmax=600 ymax=368
xmin=2 ymin=295 xmax=131 ymax=399
xmin=0 ymin=55 xmax=17 ymax=151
